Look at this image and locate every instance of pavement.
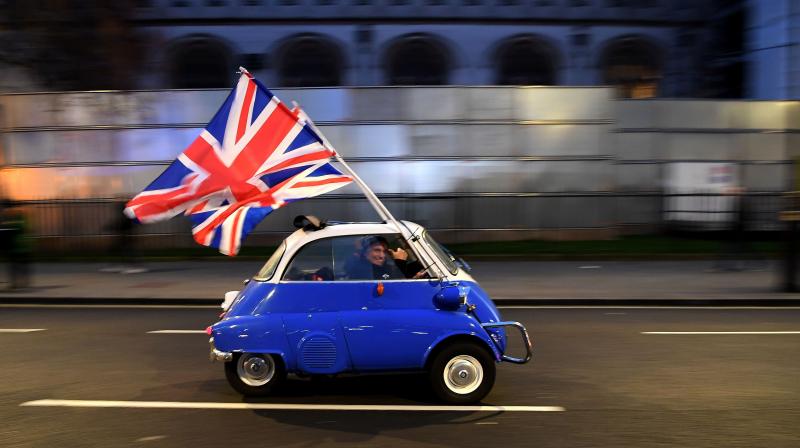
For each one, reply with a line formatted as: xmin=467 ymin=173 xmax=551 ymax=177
xmin=1 ymin=259 xmax=799 ymax=306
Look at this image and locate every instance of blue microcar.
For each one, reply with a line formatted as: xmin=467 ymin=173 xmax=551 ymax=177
xmin=208 ymin=216 xmax=532 ymax=403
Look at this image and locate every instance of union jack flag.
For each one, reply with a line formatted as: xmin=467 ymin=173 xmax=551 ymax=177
xmin=125 ymin=68 xmax=352 ymax=255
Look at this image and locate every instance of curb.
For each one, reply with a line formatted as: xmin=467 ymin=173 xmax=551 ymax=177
xmin=3 ymin=297 xmax=800 ymax=307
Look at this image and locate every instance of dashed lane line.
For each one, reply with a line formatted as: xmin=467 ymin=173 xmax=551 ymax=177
xmin=642 ymin=331 xmax=800 ymax=335
xmin=0 ymin=329 xmax=45 ymax=333
xmin=0 ymin=304 xmax=216 ymax=309
xmin=147 ymin=330 xmax=207 ymax=334
xmin=498 ymin=305 xmax=800 ymax=309
xmin=20 ymin=399 xmax=566 ymax=413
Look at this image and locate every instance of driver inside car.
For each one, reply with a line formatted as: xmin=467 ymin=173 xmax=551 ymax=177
xmin=346 ymin=236 xmax=427 ymax=280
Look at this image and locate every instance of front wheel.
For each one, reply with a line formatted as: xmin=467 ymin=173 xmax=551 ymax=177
xmin=428 ymin=342 xmax=496 ymax=404
xmin=224 ymin=353 xmax=285 ymax=396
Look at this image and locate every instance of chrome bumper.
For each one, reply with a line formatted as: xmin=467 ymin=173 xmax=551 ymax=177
xmin=481 ymin=321 xmax=533 ymax=364
xmin=208 ymin=337 xmax=232 ymax=362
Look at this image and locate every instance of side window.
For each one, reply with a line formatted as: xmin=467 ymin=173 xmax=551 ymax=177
xmin=332 ymin=236 xmax=363 ymax=280
xmin=282 ymin=238 xmax=334 ymax=281
xmin=334 ymin=234 xmax=428 ymax=281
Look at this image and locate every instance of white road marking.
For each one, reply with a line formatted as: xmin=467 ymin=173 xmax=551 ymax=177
xmin=642 ymin=331 xmax=800 ymax=335
xmin=0 ymin=304 xmax=216 ymax=310
xmin=497 ymin=305 xmax=800 ymax=310
xmin=147 ymin=330 xmax=206 ymax=334
xmin=20 ymin=399 xmax=565 ymax=413
xmin=476 ymin=422 xmax=498 ymax=425
xmin=0 ymin=329 xmax=45 ymax=333
xmin=579 ymin=265 xmax=602 ymax=269
xmin=136 ymin=436 xmax=166 ymax=442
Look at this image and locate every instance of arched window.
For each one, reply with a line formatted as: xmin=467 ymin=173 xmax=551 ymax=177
xmin=168 ymin=37 xmax=233 ymax=89
xmin=384 ymin=34 xmax=450 ymax=85
xmin=495 ymin=35 xmax=559 ymax=85
xmin=277 ymin=35 xmax=343 ymax=87
xmin=599 ymin=36 xmax=662 ymax=98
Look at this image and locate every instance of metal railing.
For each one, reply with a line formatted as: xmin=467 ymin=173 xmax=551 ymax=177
xmin=1 ymin=191 xmax=787 ymax=254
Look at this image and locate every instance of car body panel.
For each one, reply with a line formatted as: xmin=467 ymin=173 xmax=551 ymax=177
xmin=210 ymin=221 xmax=525 ymax=377
xmin=211 ymin=314 xmax=290 ymax=363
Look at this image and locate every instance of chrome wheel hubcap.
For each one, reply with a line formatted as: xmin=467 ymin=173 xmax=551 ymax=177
xmin=443 ymin=355 xmax=483 ymax=395
xmin=237 ymin=354 xmax=275 ymax=387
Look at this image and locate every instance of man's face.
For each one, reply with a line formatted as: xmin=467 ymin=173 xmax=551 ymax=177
xmin=365 ymin=242 xmax=387 ymax=266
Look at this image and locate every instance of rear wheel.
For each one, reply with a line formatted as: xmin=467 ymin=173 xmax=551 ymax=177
xmin=224 ymin=353 xmax=285 ymax=396
xmin=428 ymin=342 xmax=496 ymax=404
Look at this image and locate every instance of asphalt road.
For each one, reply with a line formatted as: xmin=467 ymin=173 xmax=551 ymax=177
xmin=2 ymin=306 xmax=800 ymax=447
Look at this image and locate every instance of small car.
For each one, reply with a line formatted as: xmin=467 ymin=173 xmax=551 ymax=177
xmin=208 ymin=216 xmax=532 ymax=403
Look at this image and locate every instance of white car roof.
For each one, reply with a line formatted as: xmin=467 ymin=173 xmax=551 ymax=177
xmin=283 ymin=220 xmax=424 ymax=252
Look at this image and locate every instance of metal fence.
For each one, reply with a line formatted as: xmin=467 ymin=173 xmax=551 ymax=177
xmin=6 ymin=190 xmax=786 ymax=254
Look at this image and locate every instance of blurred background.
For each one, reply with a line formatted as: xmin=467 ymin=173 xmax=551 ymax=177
xmin=0 ymin=0 xmax=798 ymax=259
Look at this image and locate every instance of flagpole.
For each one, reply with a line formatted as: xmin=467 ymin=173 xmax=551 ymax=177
xmin=296 ymin=104 xmax=446 ymax=279
xmin=333 ymin=154 xmax=394 ymax=222
xmin=333 ymin=154 xmax=394 ymax=223
xmin=308 ymin=124 xmax=399 ymax=226
xmin=292 ymin=103 xmax=394 ymax=224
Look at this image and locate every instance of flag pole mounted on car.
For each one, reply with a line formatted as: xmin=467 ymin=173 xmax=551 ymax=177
xmin=291 ymin=104 xmax=391 ymax=223
xmin=292 ymin=102 xmax=447 ymax=279
xmin=125 ymin=65 xmax=449 ymax=273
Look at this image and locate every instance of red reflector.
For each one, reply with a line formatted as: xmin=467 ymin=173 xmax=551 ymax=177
xmin=205 ymin=326 xmax=212 ymax=335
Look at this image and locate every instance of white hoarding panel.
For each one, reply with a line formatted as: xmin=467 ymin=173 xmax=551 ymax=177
xmin=664 ymin=162 xmax=738 ymax=223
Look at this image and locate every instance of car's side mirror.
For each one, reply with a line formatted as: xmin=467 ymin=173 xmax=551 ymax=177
xmin=433 ymin=285 xmax=466 ymax=311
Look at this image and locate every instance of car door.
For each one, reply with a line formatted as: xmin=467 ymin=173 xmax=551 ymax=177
xmin=334 ymin=234 xmax=444 ymax=371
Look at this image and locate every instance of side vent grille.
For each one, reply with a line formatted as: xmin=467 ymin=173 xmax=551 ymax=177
xmin=301 ymin=337 xmax=337 ymax=369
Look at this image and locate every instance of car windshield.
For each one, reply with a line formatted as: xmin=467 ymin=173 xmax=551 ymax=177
xmin=255 ymin=242 xmax=286 ymax=280
xmin=423 ymin=231 xmax=458 ymax=275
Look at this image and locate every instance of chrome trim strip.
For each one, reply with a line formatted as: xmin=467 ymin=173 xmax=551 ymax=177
xmin=278 ymin=279 xmax=436 ymax=284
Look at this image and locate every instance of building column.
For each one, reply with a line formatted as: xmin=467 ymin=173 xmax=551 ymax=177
xmin=354 ymin=25 xmax=375 ymax=86
xmin=565 ymin=26 xmax=592 ymax=85
xmin=746 ymin=0 xmax=797 ymax=99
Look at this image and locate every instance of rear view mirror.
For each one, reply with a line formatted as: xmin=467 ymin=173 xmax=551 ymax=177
xmin=433 ymin=285 xmax=466 ymax=311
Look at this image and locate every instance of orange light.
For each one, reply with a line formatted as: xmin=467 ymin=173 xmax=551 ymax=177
xmin=376 ymin=283 xmax=384 ymax=296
